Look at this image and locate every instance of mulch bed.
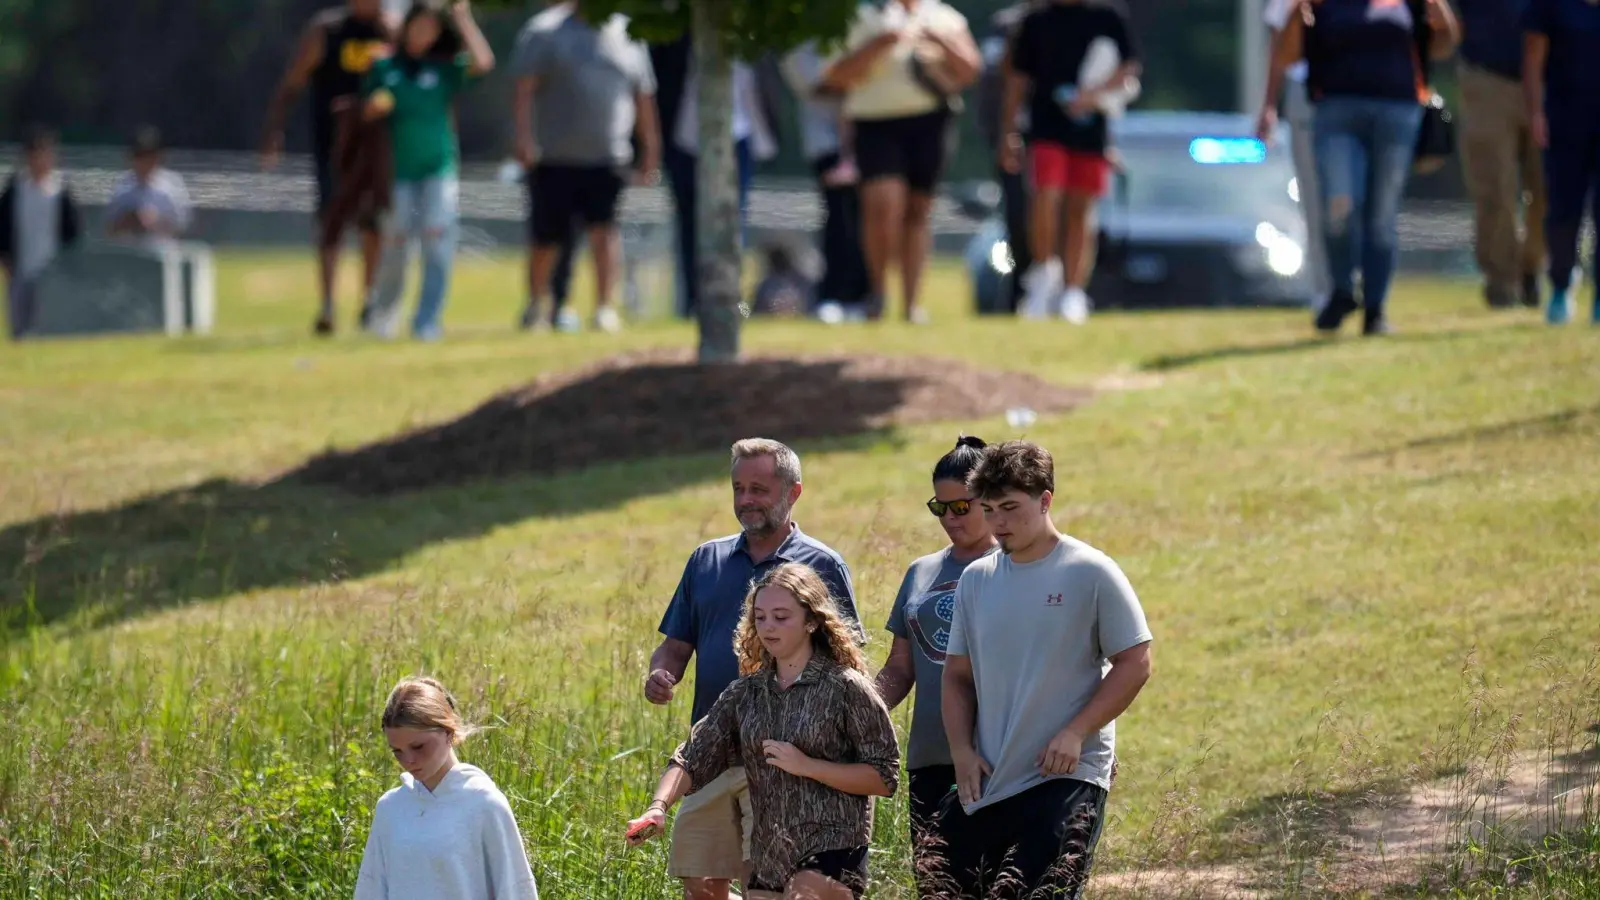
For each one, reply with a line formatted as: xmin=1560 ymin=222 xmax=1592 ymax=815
xmin=290 ymin=349 xmax=1092 ymax=495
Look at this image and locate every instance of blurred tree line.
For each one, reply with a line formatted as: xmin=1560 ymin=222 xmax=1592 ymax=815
xmin=0 ymin=0 xmax=1302 ymax=181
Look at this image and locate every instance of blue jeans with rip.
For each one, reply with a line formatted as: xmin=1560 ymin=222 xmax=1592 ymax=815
xmin=1312 ymin=96 xmax=1423 ymax=315
xmin=369 ymin=174 xmax=460 ymax=336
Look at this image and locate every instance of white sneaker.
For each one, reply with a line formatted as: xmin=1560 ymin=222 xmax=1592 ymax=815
xmin=594 ymin=306 xmax=623 ymax=333
xmin=1059 ymin=286 xmax=1092 ymax=324
xmin=1019 ymin=260 xmax=1063 ymax=320
xmin=554 ymin=308 xmax=581 ymax=333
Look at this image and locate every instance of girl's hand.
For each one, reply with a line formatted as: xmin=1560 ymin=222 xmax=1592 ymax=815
xmin=762 ymin=740 xmax=814 ymax=779
xmin=364 ymin=89 xmax=395 ymax=122
xmin=624 ymin=807 xmax=666 ymax=846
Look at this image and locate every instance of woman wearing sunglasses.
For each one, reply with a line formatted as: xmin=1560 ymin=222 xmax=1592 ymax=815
xmin=872 ymin=435 xmax=998 ymax=891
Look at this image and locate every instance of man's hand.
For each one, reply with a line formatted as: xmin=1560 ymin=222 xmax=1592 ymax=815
xmin=1037 ymin=726 xmax=1085 ymax=777
xmin=952 ymin=744 xmax=991 ymax=806
xmin=260 ymin=132 xmax=284 ymax=172
xmin=1254 ymin=105 xmax=1278 ymax=144
xmin=998 ymin=132 xmax=1024 ymax=175
xmin=1532 ymin=110 xmax=1549 ymax=149
xmin=514 ymin=132 xmax=538 ymax=170
xmin=1066 ymin=89 xmax=1098 ymax=119
xmin=634 ymin=149 xmax=661 ymax=187
xmin=762 ymin=740 xmax=815 ymax=779
xmin=644 ymin=668 xmax=677 ymax=705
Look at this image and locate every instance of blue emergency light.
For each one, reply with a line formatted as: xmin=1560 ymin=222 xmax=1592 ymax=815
xmin=1188 ymin=137 xmax=1267 ymax=165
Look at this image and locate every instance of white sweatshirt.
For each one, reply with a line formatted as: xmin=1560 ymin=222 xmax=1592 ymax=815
xmin=354 ymin=763 xmax=539 ymax=900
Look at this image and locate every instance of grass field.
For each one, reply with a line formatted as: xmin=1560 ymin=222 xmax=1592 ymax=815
xmin=2 ymin=250 xmax=1598 ymax=898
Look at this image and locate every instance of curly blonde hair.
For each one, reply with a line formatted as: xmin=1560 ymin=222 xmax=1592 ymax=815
xmin=735 ymin=562 xmax=866 ymax=676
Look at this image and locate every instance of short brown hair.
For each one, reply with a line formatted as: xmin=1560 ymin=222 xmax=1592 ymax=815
xmin=381 ymin=676 xmax=476 ymax=746
xmin=967 ymin=440 xmax=1054 ymax=500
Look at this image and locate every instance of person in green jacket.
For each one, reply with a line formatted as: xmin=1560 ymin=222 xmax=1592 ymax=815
xmin=363 ymin=0 xmax=494 ymax=341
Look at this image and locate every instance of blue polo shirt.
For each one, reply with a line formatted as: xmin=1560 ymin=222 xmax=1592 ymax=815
xmin=659 ymin=523 xmax=862 ymax=724
xmin=1524 ymin=0 xmax=1600 ymax=113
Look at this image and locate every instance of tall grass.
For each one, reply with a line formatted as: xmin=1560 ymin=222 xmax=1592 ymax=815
xmin=2 ymin=562 xmax=1595 ymax=897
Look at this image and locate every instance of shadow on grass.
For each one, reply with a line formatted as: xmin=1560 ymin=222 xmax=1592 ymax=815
xmin=1 ymin=351 xmax=1088 ymax=633
xmin=1140 ymin=327 xmax=1500 ymax=373
xmin=1142 ymin=337 xmax=1336 ymax=372
xmin=1357 ymin=405 xmax=1600 ymax=458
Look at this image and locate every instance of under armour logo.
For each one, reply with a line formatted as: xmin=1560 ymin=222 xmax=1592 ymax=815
xmin=1046 ymin=594 xmax=1063 ymax=606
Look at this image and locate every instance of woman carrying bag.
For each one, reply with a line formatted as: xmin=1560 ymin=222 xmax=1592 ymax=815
xmin=1264 ymin=0 xmax=1460 ymax=336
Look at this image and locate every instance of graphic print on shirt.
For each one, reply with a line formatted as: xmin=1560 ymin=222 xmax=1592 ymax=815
xmin=906 ymin=579 xmax=960 ymax=665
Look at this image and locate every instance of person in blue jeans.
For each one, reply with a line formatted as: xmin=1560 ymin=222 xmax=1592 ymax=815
xmin=1270 ymin=0 xmax=1459 ymax=336
xmin=362 ymin=0 xmax=494 ymax=341
xmin=1523 ymin=0 xmax=1600 ymax=325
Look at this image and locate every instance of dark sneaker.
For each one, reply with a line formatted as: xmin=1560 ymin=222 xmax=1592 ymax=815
xmin=314 ymin=314 xmax=335 ymax=337
xmin=1522 ymin=273 xmax=1542 ymax=309
xmin=1362 ymin=308 xmax=1392 ymax=336
xmin=1485 ymin=282 xmax=1519 ymax=309
xmin=1315 ymin=290 xmax=1358 ymax=333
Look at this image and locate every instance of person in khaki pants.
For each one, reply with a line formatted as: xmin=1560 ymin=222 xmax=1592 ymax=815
xmin=1456 ymin=0 xmax=1546 ymax=309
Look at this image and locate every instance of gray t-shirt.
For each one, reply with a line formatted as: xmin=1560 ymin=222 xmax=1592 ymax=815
xmin=512 ymin=6 xmax=656 ymax=167
xmin=947 ymin=535 xmax=1152 ymax=812
xmin=886 ymin=545 xmax=999 ymax=770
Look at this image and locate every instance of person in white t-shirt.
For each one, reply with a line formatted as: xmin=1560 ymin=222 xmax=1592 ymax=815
xmin=1255 ymin=0 xmax=1331 ymax=305
xmin=354 ymin=676 xmax=539 ymax=900
xmin=822 ymin=0 xmax=981 ymax=324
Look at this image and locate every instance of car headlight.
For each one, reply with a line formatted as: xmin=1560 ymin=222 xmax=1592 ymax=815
xmin=1254 ymin=221 xmax=1304 ymax=277
xmin=989 ymin=241 xmax=1015 ymax=275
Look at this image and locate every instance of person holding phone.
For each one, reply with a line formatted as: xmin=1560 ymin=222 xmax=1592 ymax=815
xmin=628 ymin=563 xmax=899 ymax=900
xmin=1264 ymin=0 xmax=1460 ymax=336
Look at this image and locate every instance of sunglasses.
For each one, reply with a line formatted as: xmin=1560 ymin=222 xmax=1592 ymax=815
xmin=926 ymin=497 xmax=976 ymax=518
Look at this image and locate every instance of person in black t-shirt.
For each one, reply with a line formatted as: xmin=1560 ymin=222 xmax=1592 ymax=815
xmin=261 ymin=0 xmax=399 ymax=337
xmin=1000 ymin=0 xmax=1139 ymax=324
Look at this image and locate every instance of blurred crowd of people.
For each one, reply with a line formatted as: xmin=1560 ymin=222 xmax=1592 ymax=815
xmin=6 ymin=0 xmax=1596 ymax=343
xmin=243 ymin=0 xmax=1145 ymax=341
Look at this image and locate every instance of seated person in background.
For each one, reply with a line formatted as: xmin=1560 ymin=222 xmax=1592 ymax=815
xmin=105 ymin=127 xmax=193 ymax=241
xmin=0 ymin=126 xmax=82 ymax=339
xmin=749 ymin=241 xmax=816 ymax=317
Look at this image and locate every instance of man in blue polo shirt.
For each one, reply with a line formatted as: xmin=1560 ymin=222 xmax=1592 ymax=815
xmin=1523 ymin=0 xmax=1600 ymax=325
xmin=644 ymin=437 xmax=862 ymax=900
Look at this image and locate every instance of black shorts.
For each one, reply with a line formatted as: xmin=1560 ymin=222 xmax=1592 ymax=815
xmin=312 ymin=132 xmax=379 ymax=234
xmin=528 ymin=163 xmax=626 ymax=246
xmin=928 ymin=777 xmax=1108 ymax=900
xmin=852 ymin=109 xmax=953 ymax=194
xmin=909 ymin=765 xmax=957 ymax=895
xmin=747 ymin=845 xmax=869 ymax=897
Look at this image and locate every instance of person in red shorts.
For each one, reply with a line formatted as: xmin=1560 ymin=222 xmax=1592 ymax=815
xmin=999 ymin=0 xmax=1139 ymax=323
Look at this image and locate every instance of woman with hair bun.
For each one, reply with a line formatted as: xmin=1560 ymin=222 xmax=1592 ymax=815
xmin=354 ymin=675 xmax=539 ymax=899
xmin=871 ymin=435 xmax=998 ymax=890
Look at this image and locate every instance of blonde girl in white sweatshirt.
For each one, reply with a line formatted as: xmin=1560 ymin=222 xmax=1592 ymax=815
xmin=354 ymin=676 xmax=539 ymax=900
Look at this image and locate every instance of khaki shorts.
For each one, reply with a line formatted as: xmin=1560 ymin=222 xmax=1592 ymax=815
xmin=669 ymin=767 xmax=753 ymax=880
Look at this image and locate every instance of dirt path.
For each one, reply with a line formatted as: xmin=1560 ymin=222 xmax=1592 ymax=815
xmin=1092 ymin=748 xmax=1599 ymax=898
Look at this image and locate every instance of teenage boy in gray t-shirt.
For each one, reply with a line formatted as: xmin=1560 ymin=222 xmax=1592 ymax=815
xmin=937 ymin=439 xmax=1153 ymax=899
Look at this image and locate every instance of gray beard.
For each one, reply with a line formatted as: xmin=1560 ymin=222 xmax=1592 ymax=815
xmin=739 ymin=499 xmax=793 ymax=538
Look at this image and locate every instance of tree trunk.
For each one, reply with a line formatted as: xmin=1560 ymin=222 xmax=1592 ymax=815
xmin=691 ymin=0 xmax=742 ymax=364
